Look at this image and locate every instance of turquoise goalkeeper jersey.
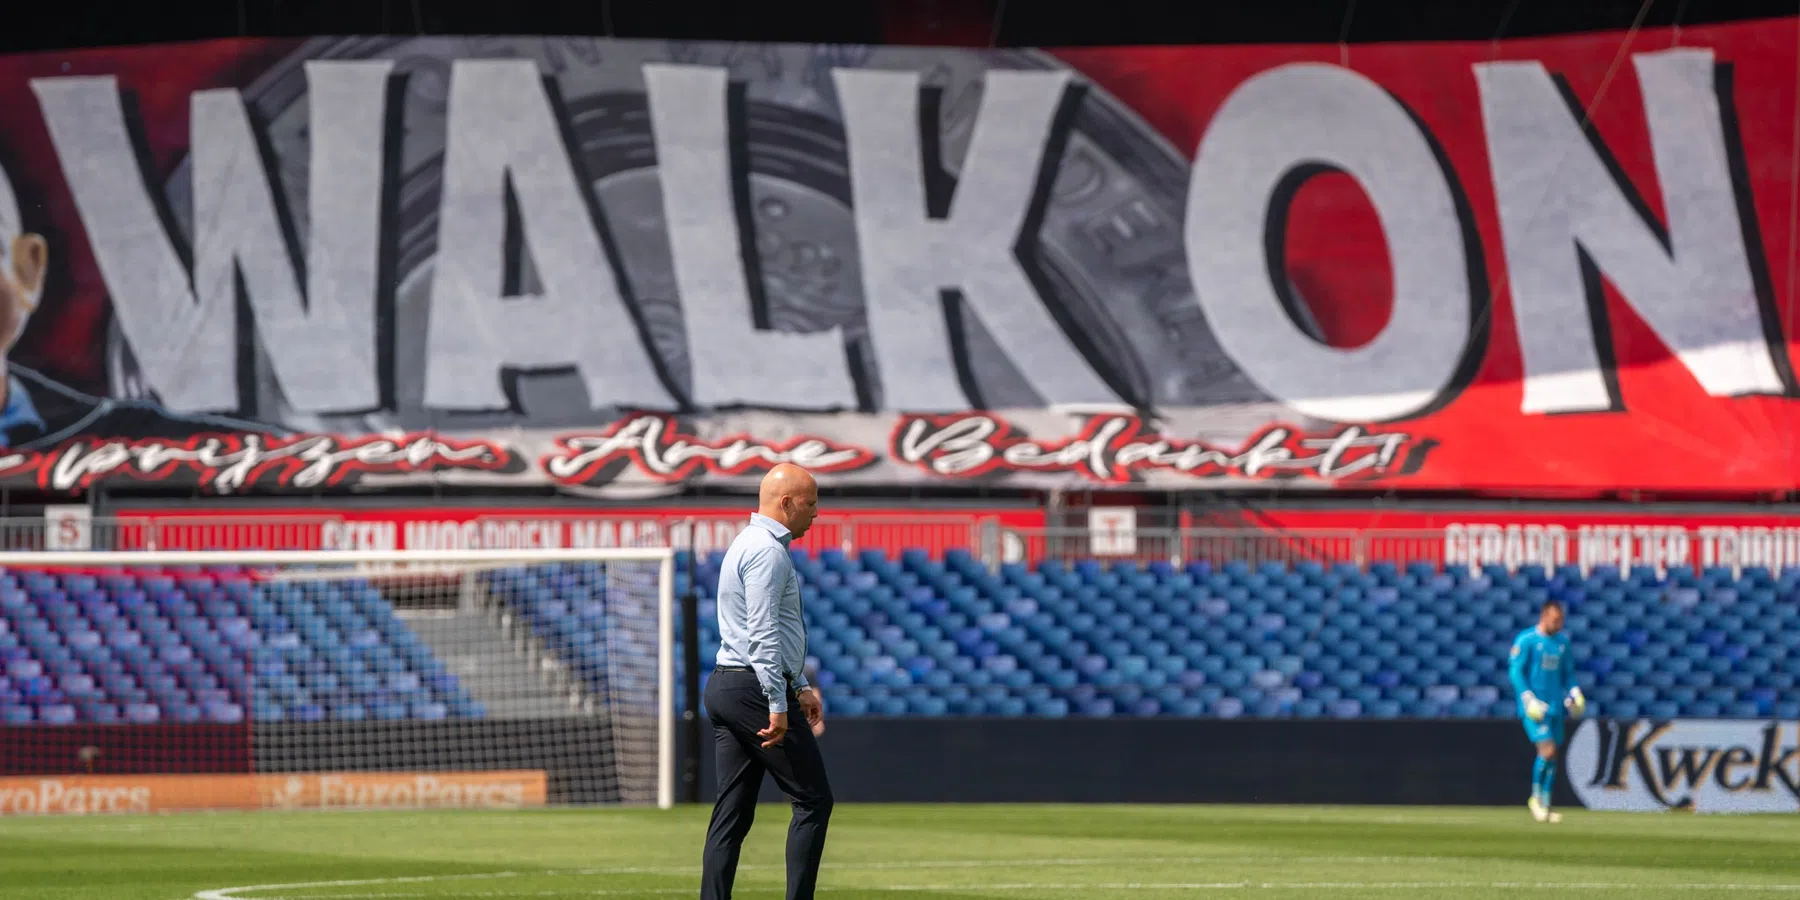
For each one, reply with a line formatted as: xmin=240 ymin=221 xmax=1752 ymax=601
xmin=1508 ymin=626 xmax=1574 ymax=714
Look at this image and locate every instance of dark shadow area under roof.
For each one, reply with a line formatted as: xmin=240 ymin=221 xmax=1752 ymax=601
xmin=5 ymin=0 xmax=1798 ymax=55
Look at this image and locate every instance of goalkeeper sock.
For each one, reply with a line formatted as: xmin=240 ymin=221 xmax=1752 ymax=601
xmin=1539 ymin=757 xmax=1558 ymax=804
xmin=1532 ymin=757 xmax=1550 ymax=803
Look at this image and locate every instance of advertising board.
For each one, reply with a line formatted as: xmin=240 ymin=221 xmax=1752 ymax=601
xmin=0 ymin=770 xmax=548 ymax=816
xmin=109 ymin=505 xmax=1045 ymax=560
xmin=1567 ymin=719 xmax=1800 ymax=814
xmin=1203 ymin=507 xmax=1800 ymax=572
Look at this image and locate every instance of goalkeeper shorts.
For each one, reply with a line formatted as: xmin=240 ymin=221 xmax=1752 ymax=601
xmin=1520 ymin=712 xmax=1567 ymax=746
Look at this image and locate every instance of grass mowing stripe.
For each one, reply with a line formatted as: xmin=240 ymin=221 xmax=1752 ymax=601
xmin=0 ymin=805 xmax=1788 ymax=900
xmin=228 ymin=884 xmax=1800 ymax=899
xmin=190 ymin=857 xmax=1800 ymax=900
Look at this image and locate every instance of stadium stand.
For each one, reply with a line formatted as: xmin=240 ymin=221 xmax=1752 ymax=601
xmin=4 ymin=548 xmax=1799 ymax=725
xmin=671 ymin=549 xmax=1800 ymax=721
xmin=0 ymin=566 xmax=483 ymax=726
xmin=485 ymin=561 xmax=661 ymax=715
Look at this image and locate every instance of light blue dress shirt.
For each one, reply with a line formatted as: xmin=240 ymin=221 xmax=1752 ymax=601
xmin=714 ymin=513 xmax=810 ymax=714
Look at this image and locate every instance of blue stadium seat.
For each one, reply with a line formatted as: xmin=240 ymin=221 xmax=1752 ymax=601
xmin=4 ymin=554 xmax=1788 ymax=725
xmin=39 ymin=703 xmax=77 ymax=725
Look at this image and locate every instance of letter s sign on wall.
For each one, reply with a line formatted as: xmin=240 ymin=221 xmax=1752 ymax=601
xmin=44 ymin=504 xmax=92 ymax=551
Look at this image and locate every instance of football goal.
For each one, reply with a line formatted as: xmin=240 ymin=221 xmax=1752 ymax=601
xmin=0 ymin=548 xmax=676 ymax=814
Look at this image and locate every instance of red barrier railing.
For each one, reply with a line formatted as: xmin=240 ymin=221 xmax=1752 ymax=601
xmin=3 ymin=514 xmax=1795 ymax=575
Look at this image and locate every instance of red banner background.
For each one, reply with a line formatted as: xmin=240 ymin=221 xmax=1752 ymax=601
xmin=0 ymin=24 xmax=1792 ymax=495
xmin=1063 ymin=20 xmax=1800 ymax=494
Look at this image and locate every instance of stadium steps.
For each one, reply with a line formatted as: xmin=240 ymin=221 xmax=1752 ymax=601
xmin=402 ymin=613 xmax=579 ymax=720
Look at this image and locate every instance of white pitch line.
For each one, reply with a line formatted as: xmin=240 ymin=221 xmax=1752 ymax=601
xmin=193 ymin=855 xmax=1472 ymax=898
xmin=193 ymin=872 xmax=526 ymax=900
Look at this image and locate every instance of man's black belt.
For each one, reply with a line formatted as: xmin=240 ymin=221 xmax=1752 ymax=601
xmin=715 ymin=665 xmax=800 ymax=691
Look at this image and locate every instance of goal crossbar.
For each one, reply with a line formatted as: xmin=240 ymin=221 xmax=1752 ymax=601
xmin=0 ymin=547 xmax=679 ymax=810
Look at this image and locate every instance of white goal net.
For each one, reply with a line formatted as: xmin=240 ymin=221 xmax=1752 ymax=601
xmin=0 ymin=549 xmax=675 ymax=814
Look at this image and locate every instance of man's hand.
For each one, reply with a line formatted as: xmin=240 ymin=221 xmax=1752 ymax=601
xmin=1523 ymin=692 xmax=1548 ymax=722
xmin=1564 ymin=687 xmax=1586 ymax=718
xmin=799 ymin=687 xmax=824 ymax=737
xmin=758 ymin=711 xmax=788 ymax=749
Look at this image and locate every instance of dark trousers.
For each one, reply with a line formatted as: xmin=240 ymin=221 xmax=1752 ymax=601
xmin=700 ymin=668 xmax=834 ymax=900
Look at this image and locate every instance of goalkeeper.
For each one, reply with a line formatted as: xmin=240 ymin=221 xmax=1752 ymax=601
xmin=1508 ymin=598 xmax=1585 ymax=824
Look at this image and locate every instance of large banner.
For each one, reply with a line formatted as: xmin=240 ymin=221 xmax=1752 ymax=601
xmin=1567 ymin=719 xmax=1800 ymax=814
xmin=0 ymin=23 xmax=1796 ymax=495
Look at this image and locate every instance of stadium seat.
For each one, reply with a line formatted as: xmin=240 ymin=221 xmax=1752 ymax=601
xmin=2 ymin=554 xmax=1788 ymax=725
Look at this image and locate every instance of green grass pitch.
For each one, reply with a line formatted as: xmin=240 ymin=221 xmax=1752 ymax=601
xmin=2 ymin=804 xmax=1798 ymax=899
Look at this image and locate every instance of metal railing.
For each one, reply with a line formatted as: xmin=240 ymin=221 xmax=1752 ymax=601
xmin=0 ymin=513 xmax=1788 ymax=576
xmin=12 ymin=514 xmax=988 ymax=559
xmin=999 ymin=525 xmax=1800 ymax=577
xmin=1010 ymin=526 xmax=1426 ymax=570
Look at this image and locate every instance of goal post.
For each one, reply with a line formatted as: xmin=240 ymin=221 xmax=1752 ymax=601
xmin=0 ymin=548 xmax=678 ymax=812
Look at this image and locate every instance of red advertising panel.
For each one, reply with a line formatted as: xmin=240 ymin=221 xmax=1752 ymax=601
xmin=110 ymin=506 xmax=1044 ymax=560
xmin=1219 ymin=507 xmax=1800 ymax=573
xmin=0 ymin=724 xmax=249 ymax=778
xmin=0 ymin=25 xmax=1792 ymax=495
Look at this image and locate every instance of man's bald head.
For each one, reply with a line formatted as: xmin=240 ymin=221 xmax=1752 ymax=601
xmin=759 ymin=463 xmax=815 ymax=505
xmin=757 ymin=463 xmax=820 ymax=538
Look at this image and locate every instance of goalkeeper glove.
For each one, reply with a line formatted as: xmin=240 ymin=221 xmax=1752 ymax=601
xmin=1564 ymin=687 xmax=1586 ymax=718
xmin=1523 ymin=692 xmax=1549 ymax=721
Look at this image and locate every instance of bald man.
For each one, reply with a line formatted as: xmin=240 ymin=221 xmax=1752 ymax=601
xmin=701 ymin=463 xmax=833 ymax=900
